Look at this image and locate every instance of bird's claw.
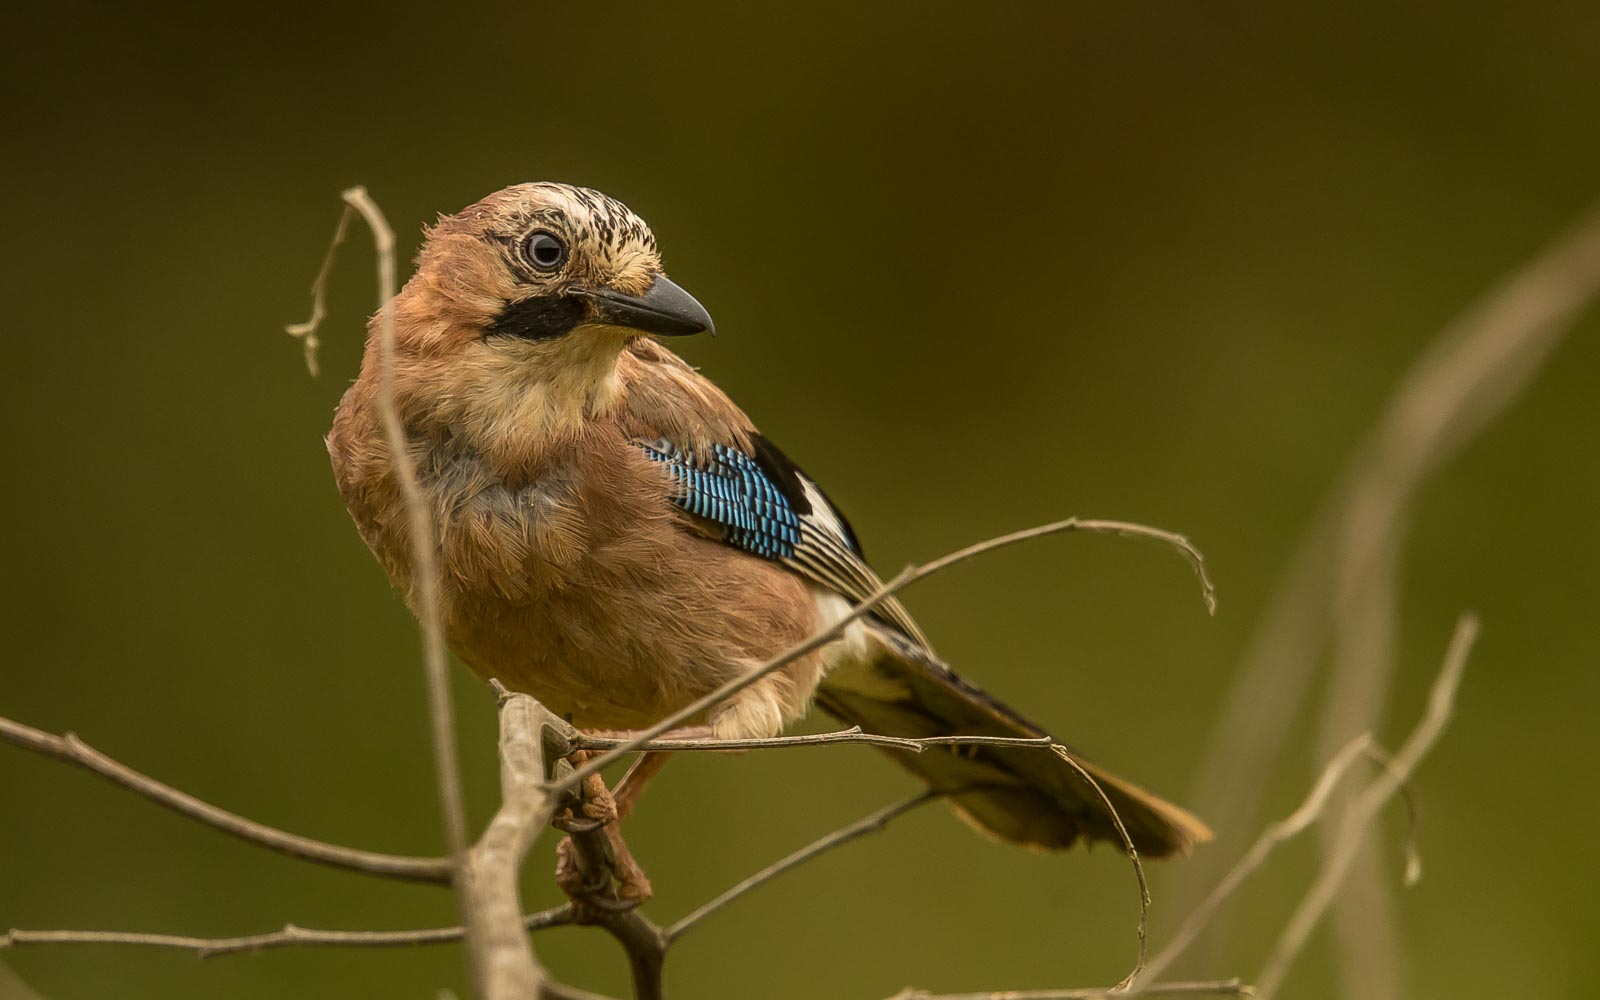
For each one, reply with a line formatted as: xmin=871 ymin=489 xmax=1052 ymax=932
xmin=552 ymin=749 xmax=653 ymax=908
xmin=551 ymin=812 xmax=607 ymax=835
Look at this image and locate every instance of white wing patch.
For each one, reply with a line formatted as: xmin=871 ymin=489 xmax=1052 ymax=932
xmin=809 ymin=588 xmax=914 ymax=700
xmin=799 ymin=478 xmax=851 ymax=542
xmin=785 ymin=474 xmax=931 ymax=649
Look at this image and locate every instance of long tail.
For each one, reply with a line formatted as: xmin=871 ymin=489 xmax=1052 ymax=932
xmin=814 ymin=624 xmax=1211 ymax=858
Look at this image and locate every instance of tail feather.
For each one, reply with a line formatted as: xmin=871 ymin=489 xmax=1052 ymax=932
xmin=815 ymin=624 xmax=1211 ymax=858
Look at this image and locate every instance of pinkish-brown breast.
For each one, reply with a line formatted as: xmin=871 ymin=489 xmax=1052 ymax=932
xmin=327 ymin=345 xmax=827 ymax=734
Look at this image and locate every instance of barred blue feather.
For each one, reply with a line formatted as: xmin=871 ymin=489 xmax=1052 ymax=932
xmin=635 ymin=435 xmax=929 ymax=647
xmin=636 ymin=439 xmax=803 ymax=560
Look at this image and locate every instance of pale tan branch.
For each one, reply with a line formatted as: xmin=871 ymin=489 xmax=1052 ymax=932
xmin=338 ymin=186 xmax=471 ymax=867
xmin=568 ymin=907 xmax=666 ymax=1000
xmin=554 ymin=517 xmax=1215 ymax=795
xmin=453 ymin=690 xmax=568 ymax=999
xmin=1184 ymin=196 xmax=1600 ymax=992
xmin=668 ymin=791 xmax=938 ymax=940
xmin=1049 ymin=744 xmax=1150 ymax=989
xmin=1255 ymin=614 xmax=1478 ymax=998
xmin=282 ymin=202 xmax=354 ymax=377
xmin=0 ymin=908 xmax=573 ymax=958
xmin=1132 ymin=734 xmax=1376 ymax=988
xmin=0 ymin=716 xmax=451 ymax=883
xmin=571 ymin=726 xmax=1056 ymax=755
xmin=889 ymin=977 xmax=1253 ymax=999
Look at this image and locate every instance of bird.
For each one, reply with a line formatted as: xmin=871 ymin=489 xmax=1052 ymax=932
xmin=327 ymin=182 xmax=1210 ymax=901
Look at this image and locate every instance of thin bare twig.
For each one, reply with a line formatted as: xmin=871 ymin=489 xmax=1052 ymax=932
xmin=668 ymin=791 xmax=938 ymax=940
xmin=1 ymin=908 xmax=574 ymax=959
xmin=3 ymin=695 xmax=590 ymax=998
xmin=1131 ymin=734 xmax=1375 ymax=988
xmin=1183 ymin=197 xmax=1600 ymax=991
xmin=555 ymin=517 xmax=1215 ymax=795
xmin=1312 ymin=200 xmax=1600 ymax=997
xmin=1048 ymin=745 xmax=1150 ymax=988
xmin=329 ymin=188 xmax=567 ymax=1000
xmin=0 ymin=716 xmax=451 ymax=883
xmin=283 ymin=203 xmax=354 ymax=377
xmin=1255 ymin=614 xmax=1478 ymax=998
xmin=889 ymin=977 xmax=1253 ymax=999
xmin=453 ymin=690 xmax=569 ymax=998
xmin=338 ymin=186 xmax=470 ymax=866
xmin=571 ymin=727 xmax=1056 ymax=755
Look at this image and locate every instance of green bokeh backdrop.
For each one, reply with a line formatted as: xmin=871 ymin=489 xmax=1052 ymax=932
xmin=3 ymin=3 xmax=1598 ymax=998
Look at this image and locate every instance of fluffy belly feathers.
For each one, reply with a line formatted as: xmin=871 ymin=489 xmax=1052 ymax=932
xmin=432 ymin=461 xmax=835 ymax=736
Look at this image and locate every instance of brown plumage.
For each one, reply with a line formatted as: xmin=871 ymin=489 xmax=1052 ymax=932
xmin=328 ymin=182 xmax=1210 ymax=861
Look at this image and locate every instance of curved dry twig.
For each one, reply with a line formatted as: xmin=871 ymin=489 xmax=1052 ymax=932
xmin=282 ymin=202 xmax=353 ymax=377
xmin=554 ymin=517 xmax=1216 ymax=795
xmin=1 ymin=908 xmax=574 ymax=959
xmin=1255 ymin=615 xmax=1477 ymax=998
xmin=0 ymin=716 xmax=452 ymax=883
xmin=571 ymin=726 xmax=1056 ymax=755
xmin=340 ymin=186 xmax=471 ymax=867
xmin=889 ymin=977 xmax=1254 ymax=999
xmin=1131 ymin=733 xmax=1376 ymax=988
xmin=1184 ymin=197 xmax=1600 ymax=996
xmin=668 ymin=791 xmax=939 ymax=940
xmin=1048 ymin=744 xmax=1150 ymax=988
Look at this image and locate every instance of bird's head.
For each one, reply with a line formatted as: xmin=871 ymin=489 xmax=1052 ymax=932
xmin=404 ymin=182 xmax=712 ymax=346
xmin=376 ymin=183 xmax=713 ymax=440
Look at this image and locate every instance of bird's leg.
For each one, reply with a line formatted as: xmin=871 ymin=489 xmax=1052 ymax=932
xmin=552 ymin=750 xmax=632 ymax=906
xmin=553 ymin=731 xmax=707 ymax=909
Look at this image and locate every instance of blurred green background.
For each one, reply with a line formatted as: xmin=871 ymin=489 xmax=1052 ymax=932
xmin=3 ymin=3 xmax=1598 ymax=998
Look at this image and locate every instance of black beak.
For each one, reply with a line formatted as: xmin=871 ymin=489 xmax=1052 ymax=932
xmin=579 ymin=275 xmax=714 ymax=338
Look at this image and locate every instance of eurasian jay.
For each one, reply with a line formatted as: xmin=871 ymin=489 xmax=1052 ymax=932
xmin=328 ymin=183 xmax=1210 ymax=900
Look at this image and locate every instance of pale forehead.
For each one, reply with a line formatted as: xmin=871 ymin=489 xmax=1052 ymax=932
xmin=449 ymin=183 xmax=657 ymax=251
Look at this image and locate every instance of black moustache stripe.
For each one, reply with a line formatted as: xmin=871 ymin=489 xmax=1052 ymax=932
xmin=487 ymin=295 xmax=586 ymax=341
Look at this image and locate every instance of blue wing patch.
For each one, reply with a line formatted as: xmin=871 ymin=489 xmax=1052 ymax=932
xmin=636 ymin=439 xmax=803 ymax=560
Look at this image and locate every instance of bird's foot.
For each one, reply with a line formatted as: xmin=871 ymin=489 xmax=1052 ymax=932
xmin=552 ymin=762 xmax=619 ymax=829
xmin=551 ymin=750 xmax=653 ymax=910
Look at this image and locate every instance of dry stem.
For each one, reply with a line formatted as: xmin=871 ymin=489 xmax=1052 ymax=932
xmin=1130 ymin=734 xmax=1375 ymax=989
xmin=1048 ymin=744 xmax=1151 ymax=987
xmin=667 ymin=791 xmax=939 ymax=940
xmin=0 ymin=717 xmax=450 ymax=883
xmin=890 ymin=977 xmax=1253 ymax=999
xmin=282 ymin=202 xmax=353 ymax=377
xmin=339 ymin=186 xmax=471 ymax=867
xmin=1181 ymin=196 xmax=1600 ymax=994
xmin=452 ymin=690 xmax=568 ymax=998
xmin=1255 ymin=615 xmax=1477 ymax=998
xmin=572 ymin=727 xmax=1056 ymax=754
xmin=2 ymin=909 xmax=573 ymax=959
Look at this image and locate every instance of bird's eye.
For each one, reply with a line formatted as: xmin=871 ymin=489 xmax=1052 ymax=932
xmin=522 ymin=230 xmax=567 ymax=271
